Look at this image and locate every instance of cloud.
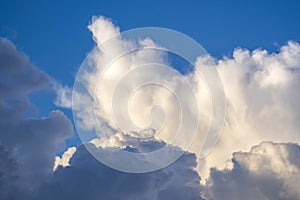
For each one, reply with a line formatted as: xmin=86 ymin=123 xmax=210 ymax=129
xmin=53 ymin=146 xmax=76 ymax=171
xmin=197 ymin=41 xmax=300 ymax=179
xmin=2 ymin=15 xmax=300 ymax=200
xmin=203 ymin=141 xmax=300 ymax=200
xmin=53 ymin=84 xmax=73 ymax=108
xmin=56 ymin=15 xmax=212 ymax=163
xmin=0 ymin=37 xmax=73 ymax=198
xmin=0 ymin=146 xmax=22 ymax=199
xmin=56 ymin=16 xmax=300 ymax=182
xmin=39 ymin=134 xmax=203 ymax=200
xmin=0 ymin=36 xmax=203 ymax=200
xmin=0 ymin=37 xmax=50 ymax=106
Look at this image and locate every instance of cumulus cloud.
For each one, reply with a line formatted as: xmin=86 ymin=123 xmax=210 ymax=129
xmin=3 ymin=15 xmax=300 ymax=200
xmin=0 ymin=36 xmax=203 ymax=200
xmin=56 ymin=16 xmax=300 ymax=182
xmin=197 ymin=41 xmax=300 ymax=178
xmin=203 ymin=142 xmax=300 ymax=200
xmin=57 ymin=15 xmax=212 ymax=162
xmin=0 ymin=37 xmax=73 ymax=198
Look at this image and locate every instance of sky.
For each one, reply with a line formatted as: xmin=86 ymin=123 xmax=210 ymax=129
xmin=1 ymin=1 xmax=300 ymax=200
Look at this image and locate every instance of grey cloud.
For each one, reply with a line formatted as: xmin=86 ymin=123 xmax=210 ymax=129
xmin=38 ymin=143 xmax=203 ymax=200
xmin=203 ymin=142 xmax=300 ymax=200
xmin=2 ymin=29 xmax=300 ymax=200
xmin=0 ymin=37 xmax=203 ymax=200
xmin=0 ymin=38 xmax=50 ymax=102
xmin=0 ymin=38 xmax=73 ymax=199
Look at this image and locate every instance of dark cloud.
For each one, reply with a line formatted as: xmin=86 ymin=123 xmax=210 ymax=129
xmin=0 ymin=37 xmax=203 ymax=200
xmin=0 ymin=146 xmax=19 ymax=199
xmin=0 ymin=38 xmax=50 ymax=103
xmin=203 ymin=142 xmax=300 ymax=200
xmin=38 ymin=143 xmax=203 ymax=200
xmin=1 ymin=37 xmax=300 ymax=200
xmin=0 ymin=38 xmax=73 ymax=199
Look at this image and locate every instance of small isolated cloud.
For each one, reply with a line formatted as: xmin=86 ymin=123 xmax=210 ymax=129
xmin=53 ymin=146 xmax=76 ymax=171
xmin=203 ymin=142 xmax=300 ymax=200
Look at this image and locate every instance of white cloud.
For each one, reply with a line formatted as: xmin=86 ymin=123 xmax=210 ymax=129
xmin=53 ymin=83 xmax=73 ymax=108
xmin=197 ymin=41 xmax=300 ymax=179
xmin=88 ymin=16 xmax=120 ymax=45
xmin=53 ymin=146 xmax=76 ymax=171
xmin=56 ymin=16 xmax=300 ymax=182
xmin=2 ymin=16 xmax=300 ymax=199
xmin=57 ymin=15 xmax=212 ymax=160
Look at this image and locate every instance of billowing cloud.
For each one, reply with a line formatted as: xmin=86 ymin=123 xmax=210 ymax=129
xmin=0 ymin=37 xmax=73 ymax=198
xmin=2 ymin=14 xmax=300 ymax=200
xmin=203 ymin=142 xmax=300 ymax=200
xmin=0 ymin=36 xmax=203 ymax=200
xmin=197 ymin=41 xmax=300 ymax=178
xmin=56 ymin=16 xmax=300 ymax=181
xmin=56 ymin=16 xmax=213 ymax=167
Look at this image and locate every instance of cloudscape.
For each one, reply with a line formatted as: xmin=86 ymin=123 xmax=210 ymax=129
xmin=1 ymin=1 xmax=300 ymax=200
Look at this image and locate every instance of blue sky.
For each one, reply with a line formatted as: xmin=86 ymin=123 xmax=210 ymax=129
xmin=1 ymin=1 xmax=298 ymax=109
xmin=2 ymin=0 xmax=300 ymax=82
xmin=1 ymin=2 xmax=300 ymax=199
xmin=1 ymin=0 xmax=300 ymax=153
